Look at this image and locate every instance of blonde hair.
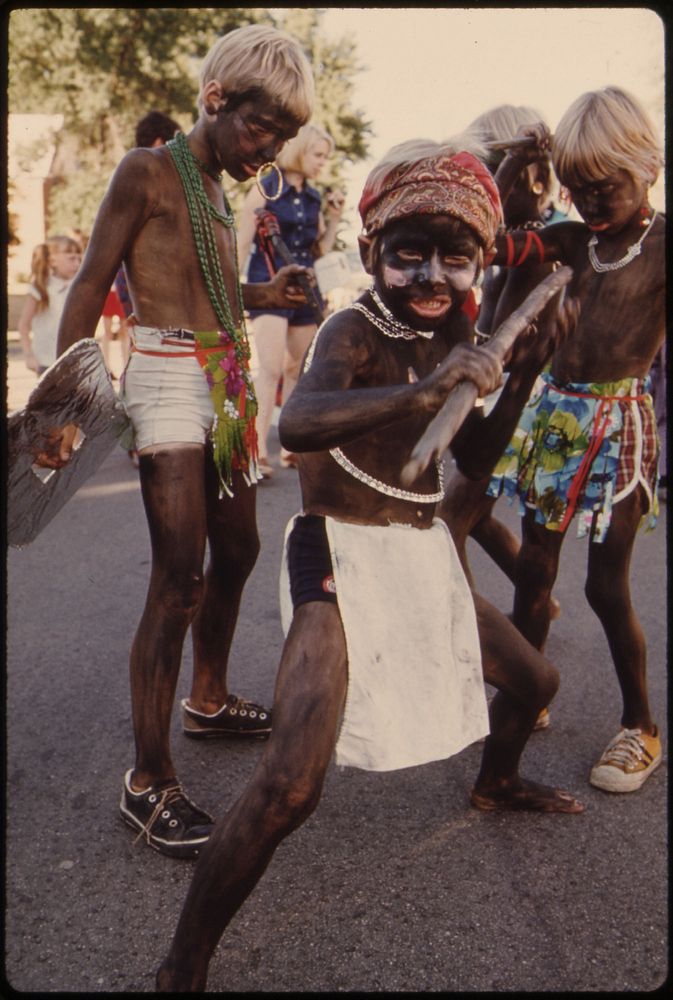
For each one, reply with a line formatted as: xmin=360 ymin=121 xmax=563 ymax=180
xmin=467 ymin=104 xmax=546 ymax=170
xmin=276 ymin=122 xmax=334 ymax=174
xmin=553 ymin=86 xmax=663 ymax=187
xmin=30 ymin=236 xmax=80 ymax=313
xmin=198 ymin=24 xmax=314 ymax=123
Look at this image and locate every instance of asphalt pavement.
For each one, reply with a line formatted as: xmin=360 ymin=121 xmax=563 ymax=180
xmin=4 ymin=339 xmax=668 ymax=993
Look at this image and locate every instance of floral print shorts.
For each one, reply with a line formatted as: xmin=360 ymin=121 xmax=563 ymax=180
xmin=487 ymin=371 xmax=659 ymax=542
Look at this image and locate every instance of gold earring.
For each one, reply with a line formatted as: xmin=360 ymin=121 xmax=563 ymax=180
xmin=255 ymin=162 xmax=283 ymax=200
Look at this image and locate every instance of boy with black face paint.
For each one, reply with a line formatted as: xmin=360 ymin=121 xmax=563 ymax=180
xmin=156 ymin=135 xmax=582 ymax=993
xmin=487 ymin=87 xmax=665 ymax=793
xmin=34 ymin=25 xmax=315 ymax=859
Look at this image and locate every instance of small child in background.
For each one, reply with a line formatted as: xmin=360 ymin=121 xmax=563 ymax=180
xmin=18 ymin=235 xmax=82 ymax=375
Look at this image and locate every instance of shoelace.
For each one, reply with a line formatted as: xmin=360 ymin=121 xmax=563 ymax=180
xmin=599 ymin=729 xmax=645 ymax=767
xmin=226 ymin=696 xmax=266 ymax=715
xmin=133 ymin=782 xmax=186 ymax=845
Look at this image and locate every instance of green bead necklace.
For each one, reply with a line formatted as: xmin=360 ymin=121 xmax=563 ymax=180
xmin=166 ymin=131 xmax=260 ymax=495
xmin=167 ymin=132 xmax=244 ymax=336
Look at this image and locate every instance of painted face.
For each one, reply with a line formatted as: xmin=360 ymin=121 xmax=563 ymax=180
xmin=373 ymin=216 xmax=480 ymax=327
xmin=301 ymin=139 xmax=330 ymax=181
xmin=567 ymin=169 xmax=650 ymax=235
xmin=213 ymin=92 xmax=301 ymax=182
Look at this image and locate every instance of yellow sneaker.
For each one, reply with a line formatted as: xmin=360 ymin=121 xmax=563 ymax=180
xmin=589 ymin=726 xmax=662 ymax=793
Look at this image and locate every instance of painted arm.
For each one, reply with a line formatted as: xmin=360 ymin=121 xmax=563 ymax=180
xmin=57 ymin=150 xmax=157 ymax=355
xmin=32 ymin=152 xmax=156 ymax=468
xmin=279 ymin=312 xmax=502 ymax=453
xmin=455 ymin=291 xmax=579 ymax=478
xmin=492 ymin=124 xmax=551 ymax=206
xmin=492 ymin=221 xmax=580 ymax=270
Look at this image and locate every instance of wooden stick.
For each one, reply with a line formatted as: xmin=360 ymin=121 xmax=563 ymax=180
xmin=400 ymin=265 xmax=573 ymax=487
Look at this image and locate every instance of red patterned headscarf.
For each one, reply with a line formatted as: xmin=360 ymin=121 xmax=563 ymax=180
xmin=358 ymin=151 xmax=503 ymax=251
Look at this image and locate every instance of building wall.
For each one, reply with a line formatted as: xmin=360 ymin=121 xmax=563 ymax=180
xmin=7 ymin=114 xmax=64 ymax=290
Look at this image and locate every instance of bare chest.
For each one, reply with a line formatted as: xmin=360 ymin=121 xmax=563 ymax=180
xmin=554 ymin=238 xmax=665 ymax=380
xmin=126 ymin=171 xmax=242 ymax=330
xmin=366 ymin=334 xmax=451 ymax=388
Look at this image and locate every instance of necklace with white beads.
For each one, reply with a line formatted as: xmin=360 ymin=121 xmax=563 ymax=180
xmin=330 ymin=446 xmax=445 ymax=503
xmin=587 ymin=211 xmax=658 ymax=272
xmin=351 ymin=287 xmax=435 ymax=340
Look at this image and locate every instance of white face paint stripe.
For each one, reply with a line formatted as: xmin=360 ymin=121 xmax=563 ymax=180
xmin=382 ymin=264 xmax=412 ymax=288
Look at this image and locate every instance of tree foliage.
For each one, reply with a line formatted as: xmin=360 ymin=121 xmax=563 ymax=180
xmin=8 ymin=7 xmax=371 ymax=236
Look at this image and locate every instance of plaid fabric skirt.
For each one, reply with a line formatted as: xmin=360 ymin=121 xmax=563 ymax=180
xmin=487 ymin=371 xmax=660 ymax=542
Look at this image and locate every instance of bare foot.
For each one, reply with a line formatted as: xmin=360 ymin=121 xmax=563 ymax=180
xmin=470 ymin=778 xmax=584 ymax=814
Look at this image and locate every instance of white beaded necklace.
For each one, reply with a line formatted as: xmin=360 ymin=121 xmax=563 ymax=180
xmin=331 ymin=294 xmax=443 ymax=502
xmin=587 ymin=211 xmax=658 ymax=273
xmin=330 ymin=446 xmax=445 ymax=504
xmin=351 ymin=287 xmax=435 ymax=340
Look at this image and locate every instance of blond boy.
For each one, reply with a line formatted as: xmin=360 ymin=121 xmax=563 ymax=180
xmin=43 ymin=25 xmax=315 ymax=857
xmin=487 ymin=87 xmax=665 ymax=792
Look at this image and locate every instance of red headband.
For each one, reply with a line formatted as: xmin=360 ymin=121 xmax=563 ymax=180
xmin=359 ymin=151 xmax=503 ymax=251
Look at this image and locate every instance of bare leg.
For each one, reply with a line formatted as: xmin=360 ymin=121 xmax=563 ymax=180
xmin=281 ymin=323 xmax=317 ymax=404
xmin=470 ymin=497 xmax=561 ymax=619
xmin=436 ymin=474 xmax=491 ymax=588
xmin=512 ymin=508 xmax=564 ymax=652
xmin=471 ymin=595 xmax=583 ymax=813
xmin=470 ymin=498 xmax=521 ymax=580
xmin=188 ymin=457 xmax=260 ymax=713
xmin=156 ymin=602 xmax=348 ymax=992
xmin=438 ymin=476 xmax=560 ymax=617
xmin=129 ymin=445 xmax=207 ymax=790
xmin=585 ymin=487 xmax=654 ymax=732
xmin=250 ymin=314 xmax=288 ymax=459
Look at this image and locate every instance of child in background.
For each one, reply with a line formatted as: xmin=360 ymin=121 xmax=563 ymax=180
xmin=18 ymin=236 xmax=82 ymax=375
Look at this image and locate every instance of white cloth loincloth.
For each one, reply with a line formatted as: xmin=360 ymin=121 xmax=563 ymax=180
xmin=280 ymin=515 xmax=489 ymax=771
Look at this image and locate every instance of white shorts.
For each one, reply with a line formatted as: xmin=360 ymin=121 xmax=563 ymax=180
xmin=120 ymin=325 xmax=214 ymax=451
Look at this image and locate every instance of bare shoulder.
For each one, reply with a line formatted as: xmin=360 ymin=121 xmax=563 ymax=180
xmin=112 ymin=146 xmax=164 ymax=182
xmin=305 ymin=305 xmax=379 ymax=370
xmin=106 ymin=146 xmax=175 ymax=208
